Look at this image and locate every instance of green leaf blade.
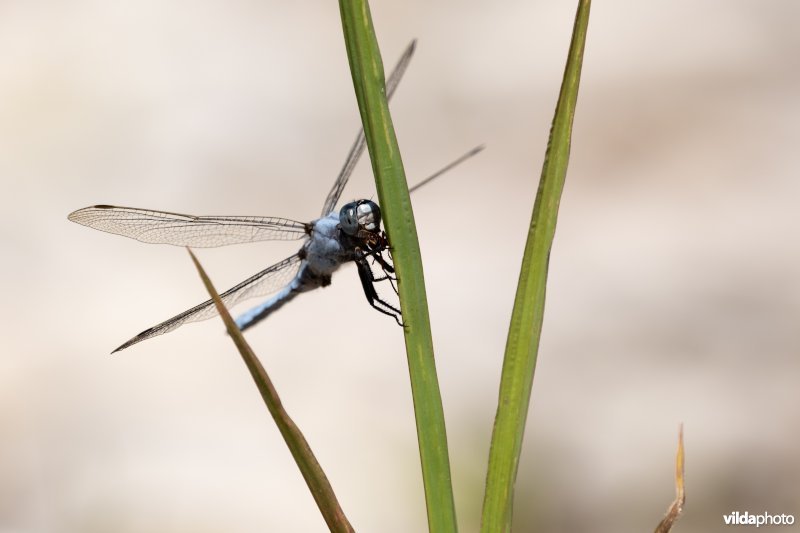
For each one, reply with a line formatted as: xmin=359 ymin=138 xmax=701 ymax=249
xmin=338 ymin=3 xmax=458 ymax=532
xmin=481 ymin=1 xmax=592 ymax=531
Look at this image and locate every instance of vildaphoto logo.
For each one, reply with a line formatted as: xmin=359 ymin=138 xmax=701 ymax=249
xmin=723 ymin=511 xmax=795 ymax=527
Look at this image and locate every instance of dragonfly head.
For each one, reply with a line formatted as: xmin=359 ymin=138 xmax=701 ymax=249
xmin=339 ymin=200 xmax=381 ymax=236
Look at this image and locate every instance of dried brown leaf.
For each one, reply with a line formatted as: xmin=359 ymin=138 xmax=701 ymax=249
xmin=654 ymin=424 xmax=685 ymax=533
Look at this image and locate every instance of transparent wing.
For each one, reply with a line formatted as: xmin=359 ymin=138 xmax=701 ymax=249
xmin=408 ymin=145 xmax=485 ymax=194
xmin=69 ymin=205 xmax=308 ymax=248
xmin=320 ymin=40 xmax=417 ymax=217
xmin=113 ymin=253 xmax=303 ymax=352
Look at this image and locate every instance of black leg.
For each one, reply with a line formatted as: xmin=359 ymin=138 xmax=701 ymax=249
xmin=363 ymin=243 xmax=399 ymax=295
xmin=367 ymin=256 xmax=400 ymax=296
xmin=356 ymin=259 xmax=403 ymax=326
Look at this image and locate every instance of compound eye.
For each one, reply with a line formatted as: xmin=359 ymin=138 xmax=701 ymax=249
xmin=339 ymin=201 xmax=360 ymax=236
xmin=356 ymin=201 xmax=381 ymax=232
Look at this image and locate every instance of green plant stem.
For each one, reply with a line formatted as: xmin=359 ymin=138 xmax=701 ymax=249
xmin=337 ymin=2 xmax=458 ymax=532
xmin=187 ymin=249 xmax=354 ymax=533
xmin=481 ymin=1 xmax=591 ymax=532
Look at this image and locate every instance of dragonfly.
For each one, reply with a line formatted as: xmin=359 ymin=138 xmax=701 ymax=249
xmin=69 ymin=41 xmax=481 ymax=353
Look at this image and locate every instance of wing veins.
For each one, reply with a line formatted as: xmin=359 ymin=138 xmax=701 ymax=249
xmin=320 ymin=40 xmax=417 ymax=217
xmin=69 ymin=205 xmax=308 ymax=247
xmin=113 ymin=253 xmax=303 ymax=352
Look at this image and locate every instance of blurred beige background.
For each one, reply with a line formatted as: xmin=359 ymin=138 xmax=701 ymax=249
xmin=2 ymin=1 xmax=799 ymax=532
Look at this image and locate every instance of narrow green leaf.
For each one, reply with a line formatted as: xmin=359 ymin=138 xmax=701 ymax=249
xmin=186 ymin=248 xmax=354 ymax=533
xmin=481 ymin=1 xmax=592 ymax=532
xmin=337 ymin=3 xmax=458 ymax=533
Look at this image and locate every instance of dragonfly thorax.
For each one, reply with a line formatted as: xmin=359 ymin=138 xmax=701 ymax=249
xmin=339 ymin=200 xmax=381 ymax=236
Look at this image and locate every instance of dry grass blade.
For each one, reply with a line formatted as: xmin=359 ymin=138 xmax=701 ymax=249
xmin=187 ymin=248 xmax=354 ymax=533
xmin=654 ymin=425 xmax=686 ymax=533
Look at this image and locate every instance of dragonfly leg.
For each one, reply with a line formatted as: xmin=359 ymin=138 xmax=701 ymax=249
xmin=363 ymin=239 xmax=399 ymax=295
xmin=356 ymin=258 xmax=403 ymax=326
xmin=379 ymin=258 xmax=400 ymax=296
xmin=368 ymin=255 xmax=399 ymax=292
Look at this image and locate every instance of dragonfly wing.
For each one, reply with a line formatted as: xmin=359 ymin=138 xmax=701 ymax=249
xmin=320 ymin=40 xmax=416 ymax=217
xmin=113 ymin=253 xmax=303 ymax=352
xmin=69 ymin=205 xmax=308 ymax=247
